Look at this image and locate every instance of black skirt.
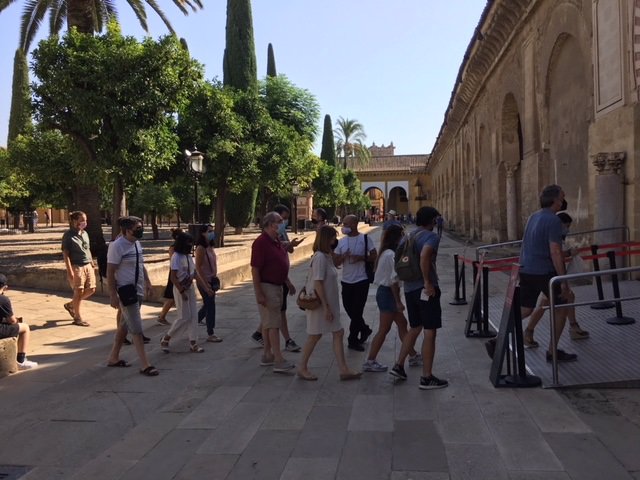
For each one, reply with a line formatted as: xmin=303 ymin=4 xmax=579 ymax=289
xmin=162 ymin=272 xmax=174 ymax=300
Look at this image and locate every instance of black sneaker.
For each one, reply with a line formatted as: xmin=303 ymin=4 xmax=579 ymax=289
xmin=359 ymin=326 xmax=373 ymax=343
xmin=347 ymin=343 xmax=365 ymax=352
xmin=419 ymin=375 xmax=449 ymax=390
xmin=546 ymin=349 xmax=577 ymax=363
xmin=389 ymin=364 xmax=407 ymax=380
xmin=251 ymin=331 xmax=264 ymax=347
xmin=143 ymin=335 xmax=151 ymax=344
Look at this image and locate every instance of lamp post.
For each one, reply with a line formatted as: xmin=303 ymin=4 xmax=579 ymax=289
xmin=185 ymin=147 xmax=205 ymax=224
xmin=292 ymin=181 xmax=300 ymax=234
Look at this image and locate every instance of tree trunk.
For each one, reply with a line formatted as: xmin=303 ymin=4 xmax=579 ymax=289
xmin=151 ymin=209 xmax=159 ymax=239
xmin=111 ymin=175 xmax=126 ymax=240
xmin=66 ymin=0 xmax=95 ymax=34
xmin=214 ymin=180 xmax=227 ymax=247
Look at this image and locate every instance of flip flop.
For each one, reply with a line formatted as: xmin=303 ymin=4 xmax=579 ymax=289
xmin=63 ymin=302 xmax=75 ymax=319
xmin=107 ymin=360 xmax=131 ymax=368
xmin=140 ymin=366 xmax=159 ymax=376
xmin=297 ymin=371 xmax=318 ymax=381
xmin=72 ymin=319 xmax=90 ymax=327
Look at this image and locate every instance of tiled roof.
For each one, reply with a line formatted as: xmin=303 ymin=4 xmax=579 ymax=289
xmin=345 ymin=154 xmax=429 ymax=172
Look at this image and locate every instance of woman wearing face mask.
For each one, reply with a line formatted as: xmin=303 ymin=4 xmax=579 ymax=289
xmin=363 ymin=224 xmax=421 ymax=372
xmin=160 ymin=232 xmax=205 ymax=353
xmin=157 ymin=228 xmax=183 ymax=326
xmin=194 ymin=224 xmax=222 ymax=343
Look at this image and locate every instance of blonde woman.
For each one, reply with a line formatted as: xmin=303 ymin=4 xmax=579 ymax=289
xmin=297 ymin=225 xmax=362 ymax=381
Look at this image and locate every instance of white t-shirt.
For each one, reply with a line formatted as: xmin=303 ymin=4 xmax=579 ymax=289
xmin=107 ymin=236 xmax=145 ymax=295
xmin=335 ymin=233 xmax=376 ymax=284
xmin=373 ymin=249 xmax=398 ymax=287
xmin=170 ymin=252 xmax=195 ymax=286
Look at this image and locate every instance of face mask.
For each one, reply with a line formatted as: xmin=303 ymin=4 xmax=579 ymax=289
xmin=132 ymin=228 xmax=144 ymax=239
xmin=341 ymin=227 xmax=351 ymax=235
xmin=560 ymin=199 xmax=568 ymax=211
xmin=311 ymin=218 xmax=318 ymax=224
xmin=78 ymin=221 xmax=87 ymax=230
xmin=207 ymin=232 xmax=216 ymax=244
xmin=278 ymin=223 xmax=287 ymax=236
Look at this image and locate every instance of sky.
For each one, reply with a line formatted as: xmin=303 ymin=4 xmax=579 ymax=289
xmin=0 ymin=1 xmax=487 ymax=156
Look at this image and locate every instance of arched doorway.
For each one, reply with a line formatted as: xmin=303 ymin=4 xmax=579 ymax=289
xmin=501 ymin=93 xmax=524 ymax=240
xmin=547 ymin=34 xmax=591 ymax=226
xmin=364 ymin=187 xmax=384 ymax=222
xmin=387 ymin=186 xmax=408 ymax=215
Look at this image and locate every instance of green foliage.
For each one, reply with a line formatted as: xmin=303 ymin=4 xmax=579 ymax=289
xmin=334 ymin=116 xmax=371 ymax=168
xmin=341 ymin=169 xmax=371 ymax=214
xmin=267 ymin=43 xmax=276 ymax=77
xmin=320 ymin=114 xmax=336 ymax=166
xmin=129 ymin=182 xmax=178 ymax=218
xmin=260 ymin=75 xmax=319 ymax=143
xmin=0 ymin=147 xmax=29 ymax=208
xmin=225 ymin=187 xmax=258 ymax=229
xmin=7 ymin=49 xmax=31 ymax=145
xmin=31 ymin=26 xmax=203 ymax=188
xmin=312 ymin=163 xmax=346 ymax=209
xmin=223 ymin=0 xmax=257 ymax=91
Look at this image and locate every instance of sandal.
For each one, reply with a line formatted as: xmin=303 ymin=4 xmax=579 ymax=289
xmin=107 ymin=360 xmax=131 ymax=368
xmin=569 ymin=323 xmax=589 ymax=340
xmin=339 ymin=371 xmax=363 ymax=381
xmin=63 ymin=302 xmax=75 ymax=319
xmin=190 ymin=343 xmax=205 ymax=353
xmin=206 ymin=335 xmax=223 ymax=343
xmin=72 ymin=319 xmax=90 ymax=327
xmin=160 ymin=336 xmax=170 ymax=353
xmin=140 ymin=366 xmax=159 ymax=376
xmin=297 ymin=371 xmax=318 ymax=381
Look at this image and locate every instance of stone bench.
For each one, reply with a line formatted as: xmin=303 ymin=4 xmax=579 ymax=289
xmin=0 ymin=337 xmax=18 ymax=377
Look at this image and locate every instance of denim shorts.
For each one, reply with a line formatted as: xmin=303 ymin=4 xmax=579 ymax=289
xmin=376 ymin=285 xmax=399 ymax=313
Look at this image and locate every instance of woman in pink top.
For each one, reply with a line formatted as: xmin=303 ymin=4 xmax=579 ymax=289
xmin=194 ymin=224 xmax=222 ymax=343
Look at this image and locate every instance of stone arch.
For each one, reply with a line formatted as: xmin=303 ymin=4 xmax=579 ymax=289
xmin=544 ymin=32 xmax=592 ymax=225
xmin=364 ymin=186 xmax=385 ymax=220
xmin=501 ymin=93 xmax=524 ymax=239
xmin=388 ymin=186 xmax=408 ymax=214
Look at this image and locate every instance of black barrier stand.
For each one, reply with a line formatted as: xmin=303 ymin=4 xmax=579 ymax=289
xmin=464 ymin=262 xmax=495 ymax=338
xmin=489 ymin=266 xmax=541 ymax=388
xmin=450 ymin=254 xmax=468 ymax=305
xmin=590 ymin=244 xmax=615 ymax=309
xmin=605 ymin=250 xmax=636 ymax=325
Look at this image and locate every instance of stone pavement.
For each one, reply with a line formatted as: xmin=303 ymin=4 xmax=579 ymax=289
xmin=1 ymin=228 xmax=640 ymax=479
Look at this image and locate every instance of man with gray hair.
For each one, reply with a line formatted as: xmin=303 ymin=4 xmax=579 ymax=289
xmin=251 ymin=212 xmax=295 ymax=373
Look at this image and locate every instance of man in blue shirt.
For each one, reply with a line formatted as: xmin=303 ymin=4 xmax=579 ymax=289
xmin=519 ymin=184 xmax=576 ymax=362
xmin=389 ymin=206 xmax=448 ymax=389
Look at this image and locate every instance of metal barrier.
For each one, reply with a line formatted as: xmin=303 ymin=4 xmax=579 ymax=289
xmin=548 ymin=264 xmax=640 ymax=387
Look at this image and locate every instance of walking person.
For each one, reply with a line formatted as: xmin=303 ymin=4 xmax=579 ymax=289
xmin=389 ymin=206 xmax=448 ymax=389
xmin=436 ymin=215 xmax=444 ymax=237
xmin=61 ymin=210 xmax=96 ymax=327
xmin=297 ymin=226 xmax=362 ymax=381
xmin=251 ymin=212 xmax=295 ymax=373
xmin=334 ymin=214 xmax=377 ymax=351
xmin=160 ymin=232 xmax=205 ymax=353
xmin=194 ymin=224 xmax=222 ymax=343
xmin=106 ymin=216 xmax=158 ymax=376
xmin=157 ymin=228 xmax=182 ymax=326
xmin=363 ymin=224 xmax=421 ymax=372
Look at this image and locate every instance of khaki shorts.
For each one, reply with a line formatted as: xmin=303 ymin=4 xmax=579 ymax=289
xmin=72 ymin=264 xmax=96 ymax=290
xmin=259 ymin=283 xmax=284 ymax=330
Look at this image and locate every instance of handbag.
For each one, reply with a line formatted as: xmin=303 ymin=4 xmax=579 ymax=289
xmin=296 ymin=255 xmax=321 ymax=310
xmin=117 ymin=242 xmax=139 ymax=306
xmin=364 ymin=234 xmax=375 ymax=284
xmin=206 ymin=249 xmax=220 ymax=292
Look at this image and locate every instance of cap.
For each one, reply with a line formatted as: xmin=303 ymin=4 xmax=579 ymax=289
xmin=388 ymin=210 xmax=396 ymax=216
xmin=0 ymin=274 xmax=7 ymax=287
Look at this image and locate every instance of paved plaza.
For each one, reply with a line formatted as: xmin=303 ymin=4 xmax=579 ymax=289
xmin=1 ymin=227 xmax=640 ymax=479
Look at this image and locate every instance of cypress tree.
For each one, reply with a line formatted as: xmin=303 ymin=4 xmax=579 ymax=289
xmin=320 ymin=114 xmax=336 ymax=166
xmin=223 ymin=0 xmax=259 ymax=234
xmin=267 ymin=43 xmax=276 ymax=77
xmin=7 ymin=48 xmax=31 ymax=145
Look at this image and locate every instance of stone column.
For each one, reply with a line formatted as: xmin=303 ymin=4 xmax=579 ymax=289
xmin=506 ymin=164 xmax=519 ymax=240
xmin=592 ymin=152 xmax=625 ymax=246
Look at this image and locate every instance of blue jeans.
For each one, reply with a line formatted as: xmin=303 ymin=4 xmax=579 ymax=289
xmin=197 ymin=284 xmax=216 ymax=335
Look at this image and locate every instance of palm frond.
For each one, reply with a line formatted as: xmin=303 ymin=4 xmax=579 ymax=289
xmin=21 ymin=0 xmax=50 ymax=50
xmin=144 ymin=0 xmax=174 ymax=33
xmin=0 ymin=0 xmax=20 ymax=14
xmin=48 ymin=0 xmax=66 ymax=37
xmin=125 ymin=0 xmax=149 ymax=32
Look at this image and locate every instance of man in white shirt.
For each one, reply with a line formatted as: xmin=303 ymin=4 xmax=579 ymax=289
xmin=334 ymin=215 xmax=377 ymax=351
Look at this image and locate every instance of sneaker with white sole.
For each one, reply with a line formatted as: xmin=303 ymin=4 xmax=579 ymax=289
xmin=285 ymin=338 xmax=301 ymax=352
xmin=17 ymin=359 xmax=38 ymax=370
xmin=389 ymin=364 xmax=407 ymax=380
xmin=362 ymin=359 xmax=388 ymax=372
xmin=419 ymin=375 xmax=448 ymax=390
xmin=408 ymin=354 xmax=423 ymax=367
xmin=273 ymin=359 xmax=295 ymax=373
xmin=251 ymin=331 xmax=264 ymax=347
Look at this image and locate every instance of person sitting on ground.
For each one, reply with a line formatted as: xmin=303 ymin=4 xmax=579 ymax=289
xmin=363 ymin=224 xmax=421 ymax=372
xmin=0 ymin=274 xmax=38 ymax=370
xmin=522 ymin=212 xmax=589 ymax=343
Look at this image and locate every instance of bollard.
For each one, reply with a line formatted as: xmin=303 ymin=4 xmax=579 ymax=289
xmin=461 ymin=262 xmax=467 ymax=303
xmin=450 ymin=254 xmax=468 ymax=305
xmin=590 ymin=244 xmax=615 ymax=309
xmin=605 ymin=250 xmax=635 ymax=325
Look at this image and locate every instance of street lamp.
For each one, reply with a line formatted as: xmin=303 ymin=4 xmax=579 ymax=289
xmin=292 ymin=181 xmax=300 ymax=234
xmin=185 ymin=147 xmax=205 ymax=223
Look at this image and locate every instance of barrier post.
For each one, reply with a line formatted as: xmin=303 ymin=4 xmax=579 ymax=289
xmin=482 ymin=266 xmax=490 ymax=331
xmin=461 ymin=262 xmax=467 ymax=303
xmin=450 ymin=254 xmax=468 ymax=305
xmin=605 ymin=250 xmax=635 ymax=325
xmin=464 ymin=261 xmax=490 ymax=337
xmin=590 ymin=244 xmax=615 ymax=309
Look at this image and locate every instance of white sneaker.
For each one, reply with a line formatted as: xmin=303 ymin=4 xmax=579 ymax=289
xmin=362 ymin=360 xmax=388 ymax=372
xmin=17 ymin=359 xmax=38 ymax=370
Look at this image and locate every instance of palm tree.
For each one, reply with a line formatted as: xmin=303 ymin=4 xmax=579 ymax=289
xmin=334 ymin=116 xmax=371 ymax=169
xmin=1 ymin=0 xmax=204 ymax=50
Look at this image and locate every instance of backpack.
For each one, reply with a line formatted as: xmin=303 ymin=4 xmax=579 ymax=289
xmin=394 ymin=230 xmax=424 ymax=282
